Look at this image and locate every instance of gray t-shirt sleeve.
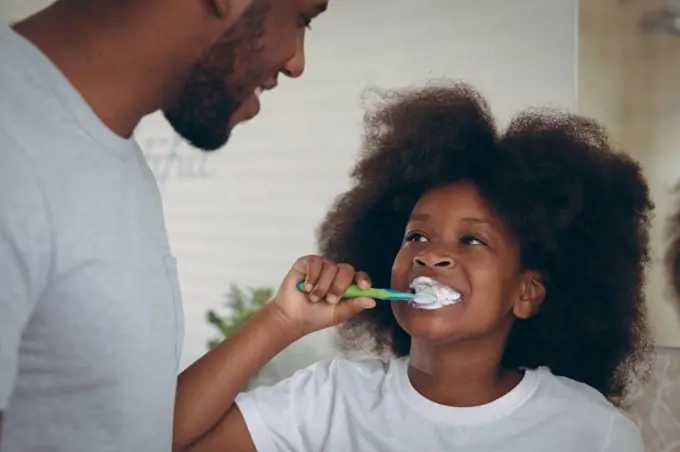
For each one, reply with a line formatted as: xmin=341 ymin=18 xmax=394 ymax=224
xmin=0 ymin=134 xmax=51 ymax=409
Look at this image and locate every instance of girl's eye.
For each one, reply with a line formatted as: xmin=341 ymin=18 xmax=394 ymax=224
xmin=461 ymin=235 xmax=486 ymax=246
xmin=405 ymin=232 xmax=428 ymax=243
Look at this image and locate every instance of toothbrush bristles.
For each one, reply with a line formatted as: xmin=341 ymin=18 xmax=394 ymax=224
xmin=413 ymin=291 xmax=438 ymax=305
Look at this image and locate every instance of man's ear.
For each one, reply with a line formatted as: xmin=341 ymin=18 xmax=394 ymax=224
xmin=209 ymin=0 xmax=253 ymax=23
xmin=513 ymin=271 xmax=546 ymax=320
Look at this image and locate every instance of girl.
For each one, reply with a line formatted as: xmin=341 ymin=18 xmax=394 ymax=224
xmin=175 ymin=83 xmax=650 ymax=452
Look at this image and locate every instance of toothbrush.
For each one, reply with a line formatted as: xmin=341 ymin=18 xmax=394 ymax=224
xmin=295 ymin=281 xmax=437 ymax=304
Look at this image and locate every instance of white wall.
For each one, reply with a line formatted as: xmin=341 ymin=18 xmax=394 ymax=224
xmin=0 ymin=0 xmax=50 ymax=22
xmin=2 ymin=0 xmax=578 ymax=379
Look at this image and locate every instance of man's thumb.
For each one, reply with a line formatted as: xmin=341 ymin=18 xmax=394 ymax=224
xmin=333 ymin=297 xmax=376 ymax=324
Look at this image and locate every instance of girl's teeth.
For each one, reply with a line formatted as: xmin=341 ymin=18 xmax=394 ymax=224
xmin=408 ymin=276 xmax=462 ymax=309
xmin=254 ymin=87 xmax=263 ymax=96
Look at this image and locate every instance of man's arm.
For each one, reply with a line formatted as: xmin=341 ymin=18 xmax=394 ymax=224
xmin=0 ymin=133 xmax=51 ymax=436
xmin=172 ymin=303 xmax=302 ymax=451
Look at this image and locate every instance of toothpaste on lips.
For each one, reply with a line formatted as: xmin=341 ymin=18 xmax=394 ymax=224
xmin=409 ymin=276 xmax=461 ymax=310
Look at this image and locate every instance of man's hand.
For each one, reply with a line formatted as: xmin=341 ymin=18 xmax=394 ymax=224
xmin=272 ymin=255 xmax=376 ymax=336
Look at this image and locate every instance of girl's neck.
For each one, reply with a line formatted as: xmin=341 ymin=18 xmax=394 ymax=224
xmin=407 ymin=339 xmax=523 ymax=407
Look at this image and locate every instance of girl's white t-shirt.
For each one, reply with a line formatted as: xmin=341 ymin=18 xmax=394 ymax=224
xmin=235 ymin=357 xmax=643 ymax=452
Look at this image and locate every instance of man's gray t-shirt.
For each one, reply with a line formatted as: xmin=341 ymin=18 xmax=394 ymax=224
xmin=0 ymin=26 xmax=184 ymax=451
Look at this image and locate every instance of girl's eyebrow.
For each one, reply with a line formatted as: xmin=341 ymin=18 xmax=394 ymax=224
xmin=460 ymin=217 xmax=492 ymax=225
xmin=408 ymin=213 xmax=431 ymax=222
xmin=408 ymin=213 xmax=492 ymax=225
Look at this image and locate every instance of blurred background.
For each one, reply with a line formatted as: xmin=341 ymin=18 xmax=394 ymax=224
xmin=1 ymin=0 xmax=678 ymax=449
xmin=579 ymin=1 xmax=680 ymax=448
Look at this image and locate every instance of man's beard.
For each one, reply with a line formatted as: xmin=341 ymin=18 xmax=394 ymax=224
xmin=163 ymin=0 xmax=270 ymax=151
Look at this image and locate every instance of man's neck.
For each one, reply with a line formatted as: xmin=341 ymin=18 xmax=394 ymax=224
xmin=13 ymin=1 xmax=197 ymax=138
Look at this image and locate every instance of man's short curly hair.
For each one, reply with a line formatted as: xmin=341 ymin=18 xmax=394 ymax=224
xmin=317 ymin=82 xmax=653 ymax=405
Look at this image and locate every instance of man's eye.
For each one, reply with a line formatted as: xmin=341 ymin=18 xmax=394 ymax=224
xmin=405 ymin=232 xmax=428 ymax=242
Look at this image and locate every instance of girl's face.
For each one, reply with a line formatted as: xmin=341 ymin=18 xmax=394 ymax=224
xmin=390 ymin=181 xmax=545 ymax=348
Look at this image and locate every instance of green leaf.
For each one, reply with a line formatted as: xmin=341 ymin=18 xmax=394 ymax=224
xmin=205 ymin=284 xmax=275 ymax=386
xmin=206 ymin=284 xmax=274 ymax=344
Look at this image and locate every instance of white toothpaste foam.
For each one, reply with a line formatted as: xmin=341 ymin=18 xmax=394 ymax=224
xmin=409 ymin=276 xmax=461 ymax=310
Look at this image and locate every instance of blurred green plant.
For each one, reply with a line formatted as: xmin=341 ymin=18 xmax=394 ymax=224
xmin=206 ymin=284 xmax=274 ymax=350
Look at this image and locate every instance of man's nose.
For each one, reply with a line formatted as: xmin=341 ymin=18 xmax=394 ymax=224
xmin=281 ymin=36 xmax=306 ymax=78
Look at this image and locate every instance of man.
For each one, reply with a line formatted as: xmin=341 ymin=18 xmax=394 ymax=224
xmin=0 ymin=0 xmax=329 ymax=450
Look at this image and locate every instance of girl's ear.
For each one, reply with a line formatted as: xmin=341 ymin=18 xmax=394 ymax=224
xmin=513 ymin=271 xmax=545 ymax=319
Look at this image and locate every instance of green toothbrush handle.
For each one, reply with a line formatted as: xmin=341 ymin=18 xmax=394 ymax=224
xmin=296 ymin=281 xmax=386 ymax=299
xmin=344 ymin=285 xmax=384 ymax=299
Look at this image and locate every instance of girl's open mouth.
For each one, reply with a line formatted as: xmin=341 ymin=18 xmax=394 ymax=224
xmin=408 ymin=276 xmax=462 ymax=310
